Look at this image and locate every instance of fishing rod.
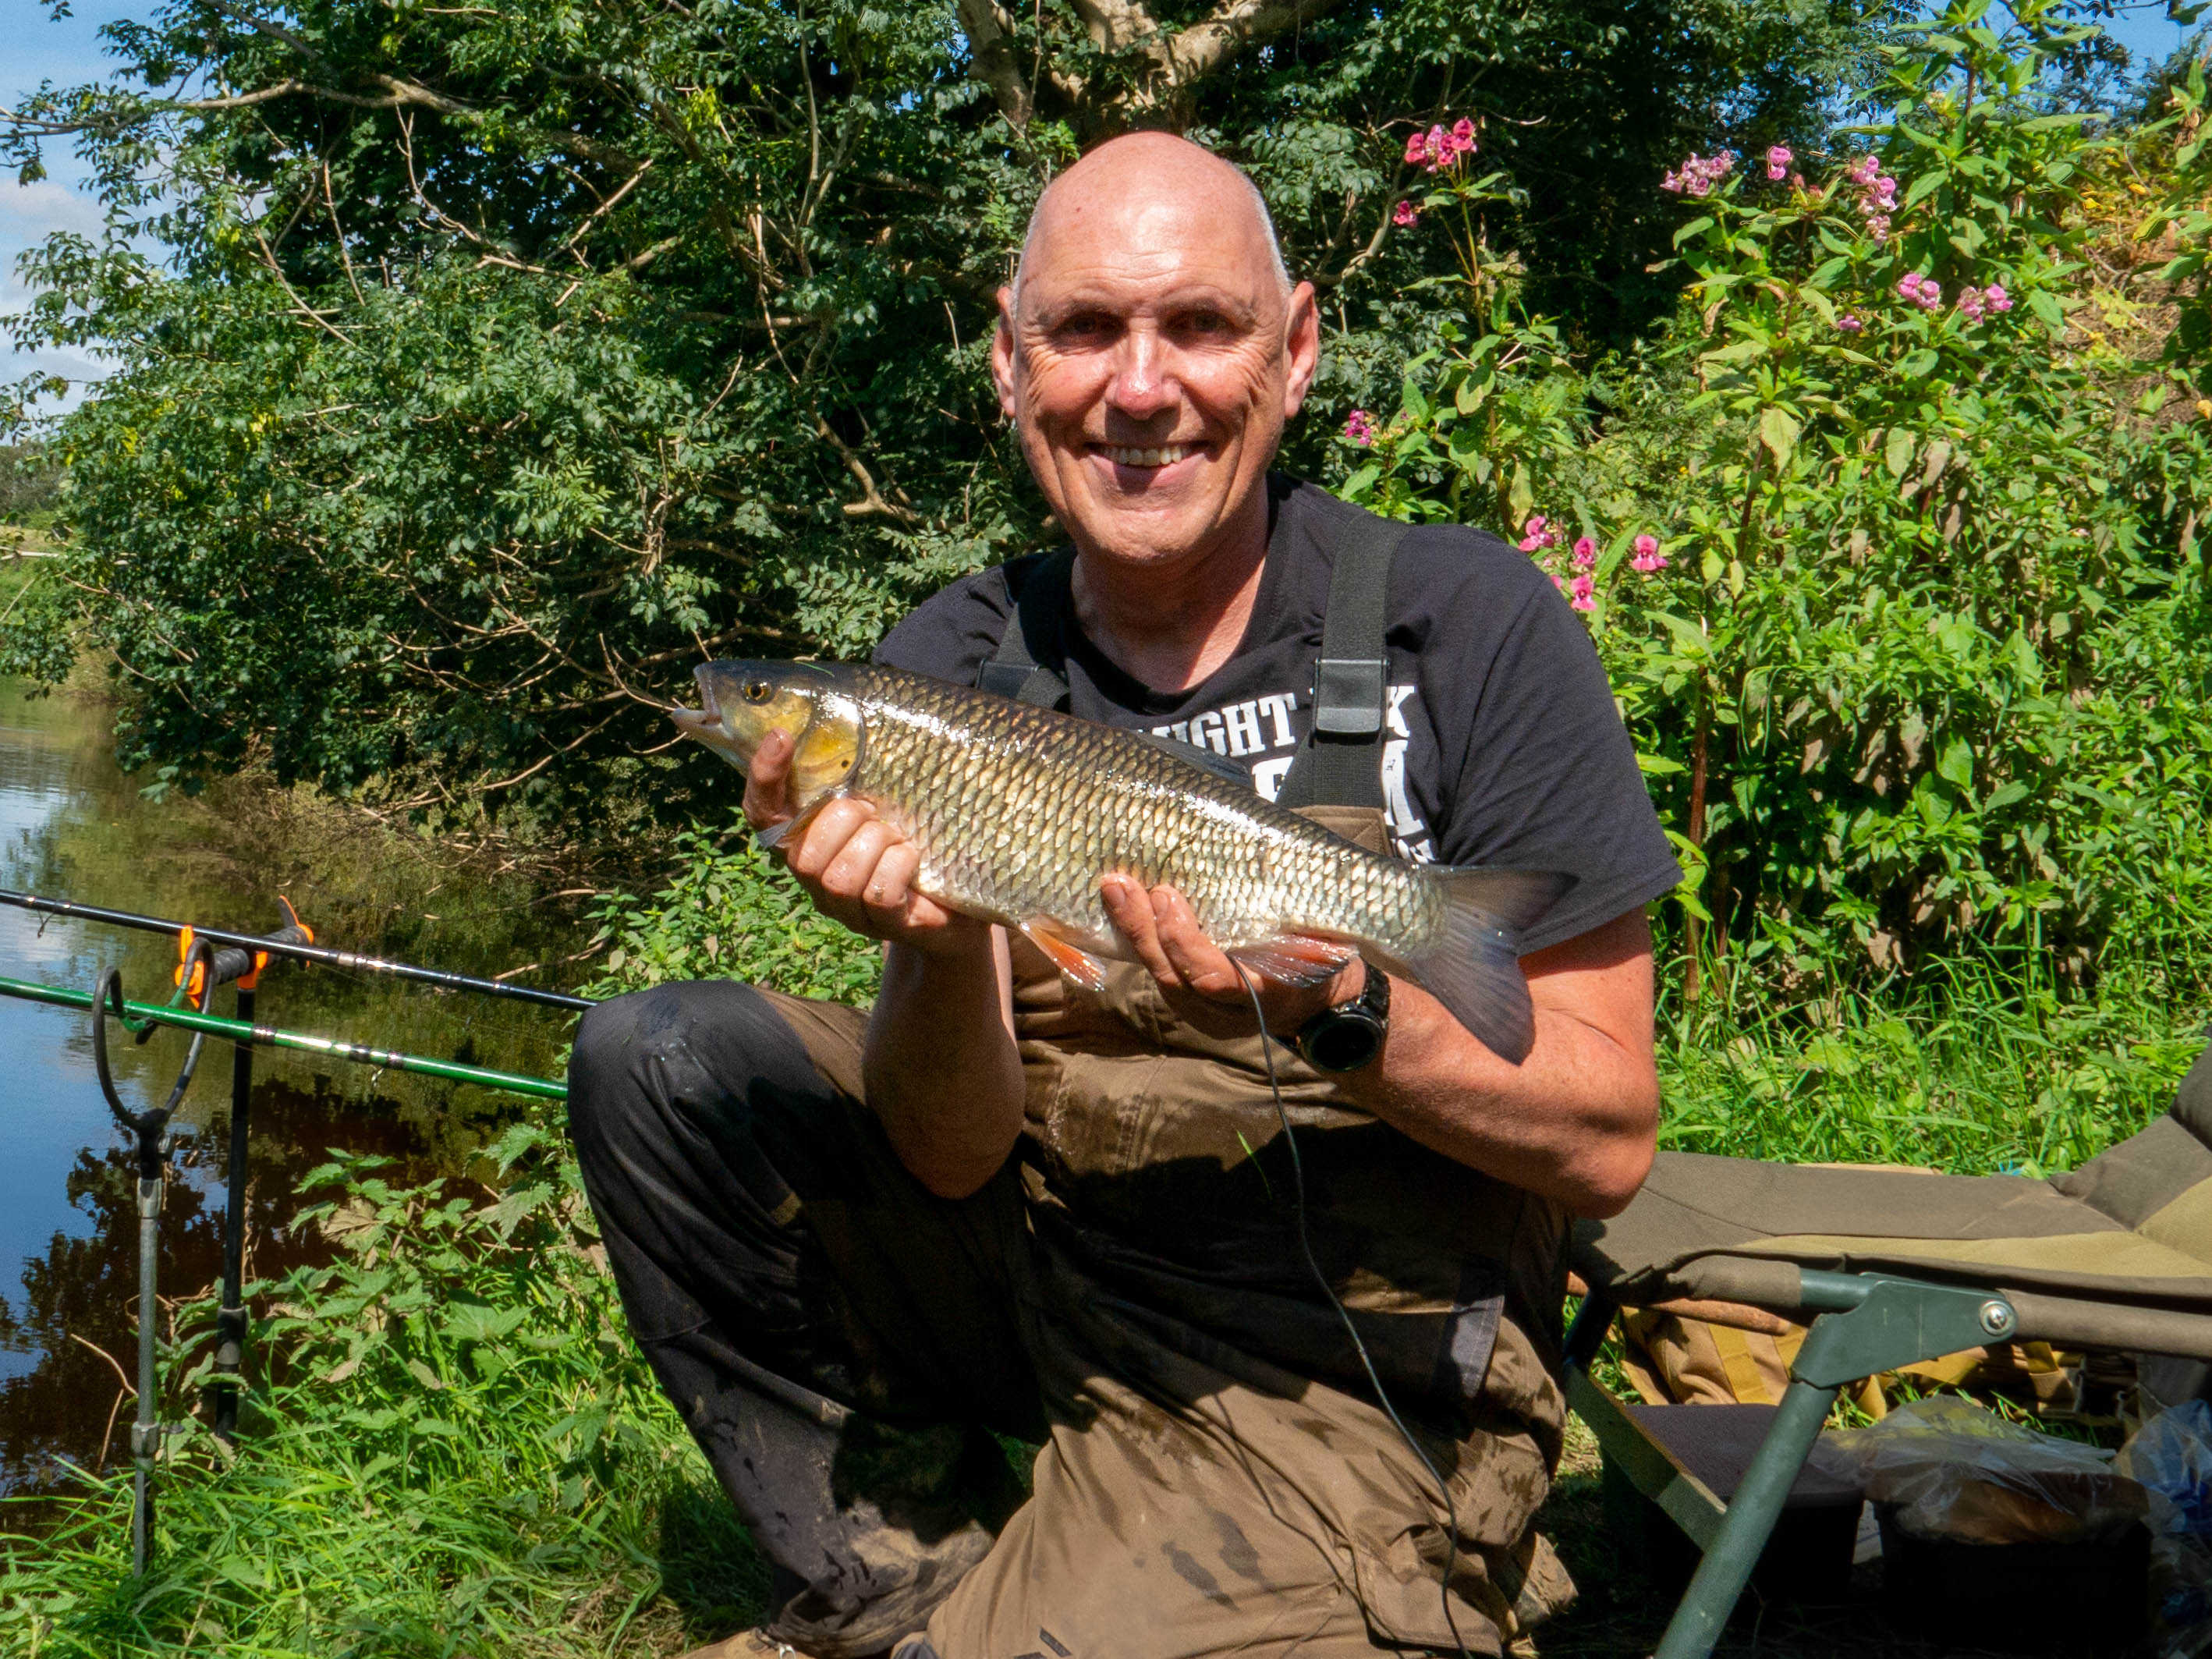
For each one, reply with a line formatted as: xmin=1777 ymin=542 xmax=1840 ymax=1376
xmin=0 ymin=974 xmax=569 ymax=1101
xmin=0 ymin=888 xmax=597 ymax=1013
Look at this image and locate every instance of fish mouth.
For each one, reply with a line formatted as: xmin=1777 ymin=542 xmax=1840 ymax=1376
xmin=668 ymin=664 xmax=723 ymax=742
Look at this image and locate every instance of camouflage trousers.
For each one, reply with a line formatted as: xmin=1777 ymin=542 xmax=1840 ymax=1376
xmin=567 ymin=980 xmax=1574 ymax=1659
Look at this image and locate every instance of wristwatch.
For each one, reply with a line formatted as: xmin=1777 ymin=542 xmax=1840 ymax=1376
xmin=1294 ymin=960 xmax=1391 ymax=1073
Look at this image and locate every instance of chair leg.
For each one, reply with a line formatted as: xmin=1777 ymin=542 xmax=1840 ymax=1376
xmin=1651 ymin=1377 xmax=1840 ymax=1659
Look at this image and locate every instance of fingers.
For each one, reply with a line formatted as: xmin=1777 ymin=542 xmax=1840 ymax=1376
xmin=742 ymin=728 xmax=797 ymax=830
xmin=1100 ymin=875 xmax=1176 ymax=984
xmin=863 ymin=842 xmax=922 ymax=913
xmin=1147 ymin=886 xmax=1242 ymax=998
xmin=784 ymin=796 xmax=878 ymax=885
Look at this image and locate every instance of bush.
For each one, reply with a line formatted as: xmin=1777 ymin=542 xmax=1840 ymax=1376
xmin=1339 ymin=5 xmax=2212 ymax=1005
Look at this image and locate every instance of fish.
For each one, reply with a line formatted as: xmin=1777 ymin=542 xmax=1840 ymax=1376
xmin=672 ymin=661 xmax=1572 ymax=1064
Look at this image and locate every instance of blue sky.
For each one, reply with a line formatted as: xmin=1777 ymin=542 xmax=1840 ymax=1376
xmin=2 ymin=1 xmax=2204 ymax=419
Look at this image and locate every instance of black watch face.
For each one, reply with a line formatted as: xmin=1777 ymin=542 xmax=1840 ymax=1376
xmin=1305 ymin=1012 xmax=1384 ymax=1073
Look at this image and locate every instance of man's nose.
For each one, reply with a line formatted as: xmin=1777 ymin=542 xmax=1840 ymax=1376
xmin=1104 ymin=327 xmax=1180 ymax=421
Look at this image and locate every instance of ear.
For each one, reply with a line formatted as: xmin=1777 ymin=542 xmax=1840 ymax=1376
xmin=1281 ymin=281 xmax=1320 ymax=418
xmin=991 ymin=285 xmax=1019 ymax=420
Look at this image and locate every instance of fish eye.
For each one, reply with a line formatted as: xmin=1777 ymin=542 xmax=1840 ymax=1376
xmin=743 ymin=679 xmax=772 ymax=703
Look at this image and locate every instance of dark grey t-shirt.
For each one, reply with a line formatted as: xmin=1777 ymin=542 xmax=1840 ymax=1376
xmin=874 ymin=475 xmax=1681 ymax=953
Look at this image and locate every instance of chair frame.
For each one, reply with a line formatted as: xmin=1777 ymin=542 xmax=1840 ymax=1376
xmin=1562 ymin=1270 xmax=2021 ymax=1659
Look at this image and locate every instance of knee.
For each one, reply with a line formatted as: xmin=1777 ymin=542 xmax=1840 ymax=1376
xmin=566 ymin=979 xmax=807 ymax=1153
xmin=566 ymin=982 xmax=725 ymax=1147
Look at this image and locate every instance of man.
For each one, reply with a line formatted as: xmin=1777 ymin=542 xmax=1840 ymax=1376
xmin=569 ymin=133 xmax=1678 ymax=1659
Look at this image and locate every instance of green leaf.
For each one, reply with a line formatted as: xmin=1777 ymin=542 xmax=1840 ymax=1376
xmin=1884 ymin=427 xmax=1918 ymax=477
xmin=1896 ymin=349 xmax=1940 ymax=379
xmin=1759 ymin=406 xmax=1800 ymax=466
xmin=1936 ymin=736 xmax=1974 ymax=792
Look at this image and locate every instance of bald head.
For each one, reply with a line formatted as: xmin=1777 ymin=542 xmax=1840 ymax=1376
xmin=989 ymin=128 xmax=1319 ymax=586
xmin=1012 ymin=133 xmax=1290 ymax=314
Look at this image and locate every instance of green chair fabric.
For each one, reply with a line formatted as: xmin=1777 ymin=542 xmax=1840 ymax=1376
xmin=1576 ymin=1040 xmax=2212 ymax=1360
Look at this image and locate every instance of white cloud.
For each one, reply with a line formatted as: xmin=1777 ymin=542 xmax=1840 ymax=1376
xmin=0 ymin=178 xmax=111 ymax=246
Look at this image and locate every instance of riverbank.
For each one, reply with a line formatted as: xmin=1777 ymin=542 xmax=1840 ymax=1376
xmin=3 ymin=595 xmax=2205 ymax=1654
xmin=0 ymin=657 xmax=604 ymax=1513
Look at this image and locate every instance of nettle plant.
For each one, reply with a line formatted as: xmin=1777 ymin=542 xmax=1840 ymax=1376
xmin=1340 ymin=2 xmax=2212 ymax=1005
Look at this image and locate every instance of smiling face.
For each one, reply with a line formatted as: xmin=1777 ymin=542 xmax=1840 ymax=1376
xmin=993 ymin=135 xmax=1319 ymax=576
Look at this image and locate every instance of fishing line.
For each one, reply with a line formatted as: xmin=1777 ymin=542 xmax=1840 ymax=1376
xmin=1232 ymin=960 xmax=1473 ymax=1659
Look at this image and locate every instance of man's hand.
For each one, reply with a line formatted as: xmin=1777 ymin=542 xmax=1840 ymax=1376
xmin=1097 ymin=874 xmax=1361 ymax=1033
xmin=744 ymin=728 xmax=987 ymax=955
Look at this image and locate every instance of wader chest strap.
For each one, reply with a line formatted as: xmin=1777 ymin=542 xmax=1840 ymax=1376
xmin=1274 ymin=515 xmax=1405 ymax=811
xmin=978 ymin=548 xmax=1076 ymax=710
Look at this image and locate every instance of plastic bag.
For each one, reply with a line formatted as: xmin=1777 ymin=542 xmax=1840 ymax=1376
xmin=1827 ymin=1395 xmax=2149 ymax=1545
xmin=2117 ymin=1400 xmax=2212 ymax=1657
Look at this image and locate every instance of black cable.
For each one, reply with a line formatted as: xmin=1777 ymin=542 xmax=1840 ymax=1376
xmin=1232 ymin=961 xmax=1472 ymax=1659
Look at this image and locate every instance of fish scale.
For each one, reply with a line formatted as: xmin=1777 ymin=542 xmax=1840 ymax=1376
xmin=673 ymin=661 xmax=1572 ymax=1064
xmin=827 ymin=668 xmax=1437 ymax=956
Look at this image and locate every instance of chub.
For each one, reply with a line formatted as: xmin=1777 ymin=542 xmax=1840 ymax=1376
xmin=673 ymin=661 xmax=1571 ymax=1064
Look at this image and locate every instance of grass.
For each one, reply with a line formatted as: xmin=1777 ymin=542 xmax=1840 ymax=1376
xmin=2 ymin=948 xmax=2203 ymax=1657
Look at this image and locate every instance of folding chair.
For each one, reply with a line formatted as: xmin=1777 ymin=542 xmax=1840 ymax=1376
xmin=1565 ymin=1040 xmax=2212 ymax=1659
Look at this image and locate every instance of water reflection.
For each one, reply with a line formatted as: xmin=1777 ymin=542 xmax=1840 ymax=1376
xmin=0 ymin=679 xmax=590 ymax=1499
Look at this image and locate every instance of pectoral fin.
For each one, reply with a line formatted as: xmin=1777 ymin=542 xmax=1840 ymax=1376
xmin=1226 ymin=932 xmax=1360 ymax=987
xmin=1021 ymin=918 xmax=1110 ymax=992
xmin=752 ymin=791 xmax=842 ymax=851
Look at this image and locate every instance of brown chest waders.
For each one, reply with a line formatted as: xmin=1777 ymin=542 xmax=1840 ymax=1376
xmin=903 ymin=519 xmax=1578 ymax=1657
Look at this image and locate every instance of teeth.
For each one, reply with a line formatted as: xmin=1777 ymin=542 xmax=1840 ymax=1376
xmin=1102 ymin=444 xmax=1193 ymax=468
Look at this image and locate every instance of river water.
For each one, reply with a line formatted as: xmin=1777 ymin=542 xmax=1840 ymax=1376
xmin=0 ymin=679 xmax=592 ymax=1500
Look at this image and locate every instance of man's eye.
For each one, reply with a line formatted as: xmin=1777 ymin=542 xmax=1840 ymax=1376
xmin=1056 ymin=312 xmax=1113 ymax=340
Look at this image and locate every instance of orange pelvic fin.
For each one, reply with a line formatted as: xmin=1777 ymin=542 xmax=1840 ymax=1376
xmin=1021 ymin=918 xmax=1109 ymax=991
xmin=1227 ymin=932 xmax=1359 ymax=988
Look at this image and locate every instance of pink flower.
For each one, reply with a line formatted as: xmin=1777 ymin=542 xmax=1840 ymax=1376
xmin=1955 ymin=287 xmax=1986 ymax=322
xmin=1766 ymin=144 xmax=1793 ymax=181
xmin=1863 ymin=213 xmax=1891 ymax=240
xmin=1895 ymin=272 xmax=1941 ymax=311
xmin=1572 ymin=535 xmax=1597 ymax=568
xmin=1550 ymin=573 xmax=1565 ymax=592
xmin=1662 ymin=150 xmax=1738 ymax=197
xmin=1845 ymin=154 xmax=1881 ymax=187
xmin=1569 ymin=573 xmax=1597 ymax=611
xmin=1983 ymin=282 xmax=2012 ymax=313
xmin=1392 ymin=199 xmax=1418 ymax=227
xmin=1518 ymin=513 xmax=1562 ymax=555
xmin=1836 ymin=313 xmax=1864 ymax=334
xmin=1344 ymin=409 xmax=1376 ymax=446
xmin=1403 ymin=132 xmax=1427 ymax=166
xmin=1630 ymin=534 xmax=1668 ymax=573
xmin=1451 ymin=118 xmax=1476 ymax=153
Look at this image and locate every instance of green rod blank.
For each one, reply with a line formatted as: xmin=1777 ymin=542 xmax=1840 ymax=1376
xmin=0 ymin=974 xmax=569 ymax=1101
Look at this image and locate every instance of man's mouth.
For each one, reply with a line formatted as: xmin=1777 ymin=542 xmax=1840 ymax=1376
xmin=1096 ymin=442 xmax=1199 ymax=470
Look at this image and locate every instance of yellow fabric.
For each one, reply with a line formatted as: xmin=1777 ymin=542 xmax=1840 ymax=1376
xmin=2139 ymin=1180 xmax=2212 ymax=1260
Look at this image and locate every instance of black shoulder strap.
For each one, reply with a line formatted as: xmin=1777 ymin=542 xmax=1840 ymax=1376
xmin=1274 ymin=512 xmax=1406 ymax=810
xmin=977 ymin=548 xmax=1076 ymax=710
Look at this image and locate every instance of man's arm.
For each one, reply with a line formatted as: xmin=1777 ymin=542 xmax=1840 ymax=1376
xmin=1100 ymin=882 xmax=1659 ymax=1218
xmin=745 ymin=729 xmax=1025 ymax=1200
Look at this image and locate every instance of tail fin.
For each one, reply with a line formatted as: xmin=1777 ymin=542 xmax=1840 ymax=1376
xmin=1395 ymin=867 xmax=1574 ymax=1065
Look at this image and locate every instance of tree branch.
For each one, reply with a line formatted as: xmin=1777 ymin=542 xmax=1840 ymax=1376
xmin=1155 ymin=0 xmax=1344 ymax=90
xmin=954 ymin=0 xmax=1037 ymax=130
